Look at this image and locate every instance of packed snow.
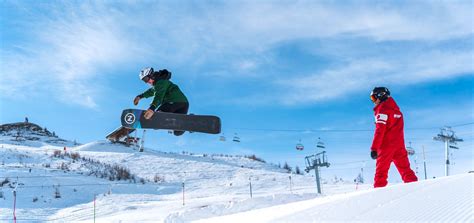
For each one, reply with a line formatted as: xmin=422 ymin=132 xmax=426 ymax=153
xmin=197 ymin=173 xmax=473 ymax=222
xmin=0 ymin=123 xmax=472 ymax=222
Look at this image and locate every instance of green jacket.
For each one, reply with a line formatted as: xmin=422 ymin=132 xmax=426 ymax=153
xmin=139 ymin=80 xmax=188 ymax=110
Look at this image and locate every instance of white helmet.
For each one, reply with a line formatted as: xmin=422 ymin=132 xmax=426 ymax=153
xmin=139 ymin=67 xmax=154 ymax=81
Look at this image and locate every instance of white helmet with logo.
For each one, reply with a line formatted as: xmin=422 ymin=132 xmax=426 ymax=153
xmin=139 ymin=67 xmax=154 ymax=81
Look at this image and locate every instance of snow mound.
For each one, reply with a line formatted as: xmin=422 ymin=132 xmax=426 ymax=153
xmin=0 ymin=122 xmax=76 ymax=147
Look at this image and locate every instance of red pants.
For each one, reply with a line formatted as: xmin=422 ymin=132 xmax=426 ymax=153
xmin=374 ymin=146 xmax=418 ymax=188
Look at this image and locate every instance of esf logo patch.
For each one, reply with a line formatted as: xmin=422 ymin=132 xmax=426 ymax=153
xmin=124 ymin=113 xmax=136 ymax=124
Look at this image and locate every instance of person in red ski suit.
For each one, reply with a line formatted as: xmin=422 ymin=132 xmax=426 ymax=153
xmin=370 ymin=87 xmax=418 ymax=188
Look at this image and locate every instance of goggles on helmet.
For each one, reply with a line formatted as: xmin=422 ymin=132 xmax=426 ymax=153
xmin=142 ymin=75 xmax=151 ymax=83
xmin=370 ymin=94 xmax=377 ymax=102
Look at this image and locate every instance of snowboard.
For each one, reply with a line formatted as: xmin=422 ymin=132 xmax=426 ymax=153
xmin=120 ymin=109 xmax=221 ymax=134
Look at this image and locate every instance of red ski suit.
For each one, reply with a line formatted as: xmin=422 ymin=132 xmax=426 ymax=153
xmin=371 ymin=97 xmax=418 ymax=188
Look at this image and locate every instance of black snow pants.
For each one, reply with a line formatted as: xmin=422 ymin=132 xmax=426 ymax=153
xmin=157 ymin=102 xmax=189 ymax=136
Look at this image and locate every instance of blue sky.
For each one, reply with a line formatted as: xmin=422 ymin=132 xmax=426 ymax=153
xmin=1 ymin=1 xmax=472 ymax=182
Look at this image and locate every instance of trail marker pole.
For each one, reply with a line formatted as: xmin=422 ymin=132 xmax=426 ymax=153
xmin=422 ymin=146 xmax=428 ymax=180
xmin=13 ymin=187 xmax=17 ymax=223
xmin=182 ymin=182 xmax=185 ymax=206
xmin=289 ymin=175 xmax=293 ymax=194
xmin=94 ymin=194 xmax=96 ymax=223
xmin=249 ymin=177 xmax=253 ymax=198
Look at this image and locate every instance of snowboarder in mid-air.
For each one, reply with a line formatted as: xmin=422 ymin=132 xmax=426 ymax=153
xmin=134 ymin=67 xmax=189 ymax=136
xmin=369 ymin=87 xmax=418 ymax=188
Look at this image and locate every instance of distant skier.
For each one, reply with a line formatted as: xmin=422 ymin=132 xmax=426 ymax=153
xmin=369 ymin=87 xmax=418 ymax=188
xmin=133 ymin=67 xmax=189 ymax=136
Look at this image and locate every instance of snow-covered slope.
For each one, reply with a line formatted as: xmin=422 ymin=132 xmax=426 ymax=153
xmin=0 ymin=122 xmax=77 ymax=147
xmin=1 ymin=123 xmax=471 ymax=222
xmin=2 ymin=124 xmax=361 ymax=222
xmin=197 ymin=173 xmax=473 ymax=222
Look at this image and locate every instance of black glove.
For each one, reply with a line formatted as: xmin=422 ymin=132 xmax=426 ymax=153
xmin=133 ymin=96 xmax=142 ymax=106
xmin=371 ymin=151 xmax=378 ymax=160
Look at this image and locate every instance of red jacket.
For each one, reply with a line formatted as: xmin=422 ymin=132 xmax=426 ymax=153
xmin=371 ymin=97 xmax=405 ymax=152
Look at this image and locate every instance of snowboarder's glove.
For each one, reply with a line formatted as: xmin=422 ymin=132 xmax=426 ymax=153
xmin=133 ymin=96 xmax=141 ymax=106
xmin=144 ymin=109 xmax=154 ymax=119
xmin=371 ymin=151 xmax=378 ymax=160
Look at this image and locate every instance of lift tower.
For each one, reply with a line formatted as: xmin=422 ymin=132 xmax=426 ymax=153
xmin=433 ymin=127 xmax=463 ymax=176
xmin=305 ymin=138 xmax=330 ymax=194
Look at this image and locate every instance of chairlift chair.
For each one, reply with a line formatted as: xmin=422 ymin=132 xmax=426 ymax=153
xmin=316 ymin=142 xmax=325 ymax=149
xmin=296 ymin=139 xmax=304 ymax=151
xmin=296 ymin=143 xmax=304 ymax=151
xmin=406 ymin=142 xmax=415 ymax=156
xmin=407 ymin=148 xmax=415 ymax=156
xmin=233 ymin=133 xmax=240 ymax=143
xmin=219 ymin=135 xmax=226 ymax=141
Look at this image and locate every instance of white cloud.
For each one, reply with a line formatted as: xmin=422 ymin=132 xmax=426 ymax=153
xmin=108 ymin=1 xmax=473 ymax=71
xmin=189 ymin=1 xmax=473 ymax=49
xmin=274 ymin=49 xmax=473 ymax=105
xmin=1 ymin=1 xmax=472 ymax=107
xmin=405 ymin=102 xmax=474 ymax=129
xmin=1 ymin=2 xmax=145 ymax=108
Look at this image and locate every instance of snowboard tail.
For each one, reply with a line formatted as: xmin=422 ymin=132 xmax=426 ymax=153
xmin=120 ymin=109 xmax=221 ymax=134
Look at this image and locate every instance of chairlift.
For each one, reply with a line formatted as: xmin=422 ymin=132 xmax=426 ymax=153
xmin=219 ymin=134 xmax=226 ymax=142
xmin=296 ymin=139 xmax=304 ymax=151
xmin=316 ymin=138 xmax=325 ymax=149
xmin=233 ymin=133 xmax=241 ymax=143
xmin=406 ymin=142 xmax=415 ymax=156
